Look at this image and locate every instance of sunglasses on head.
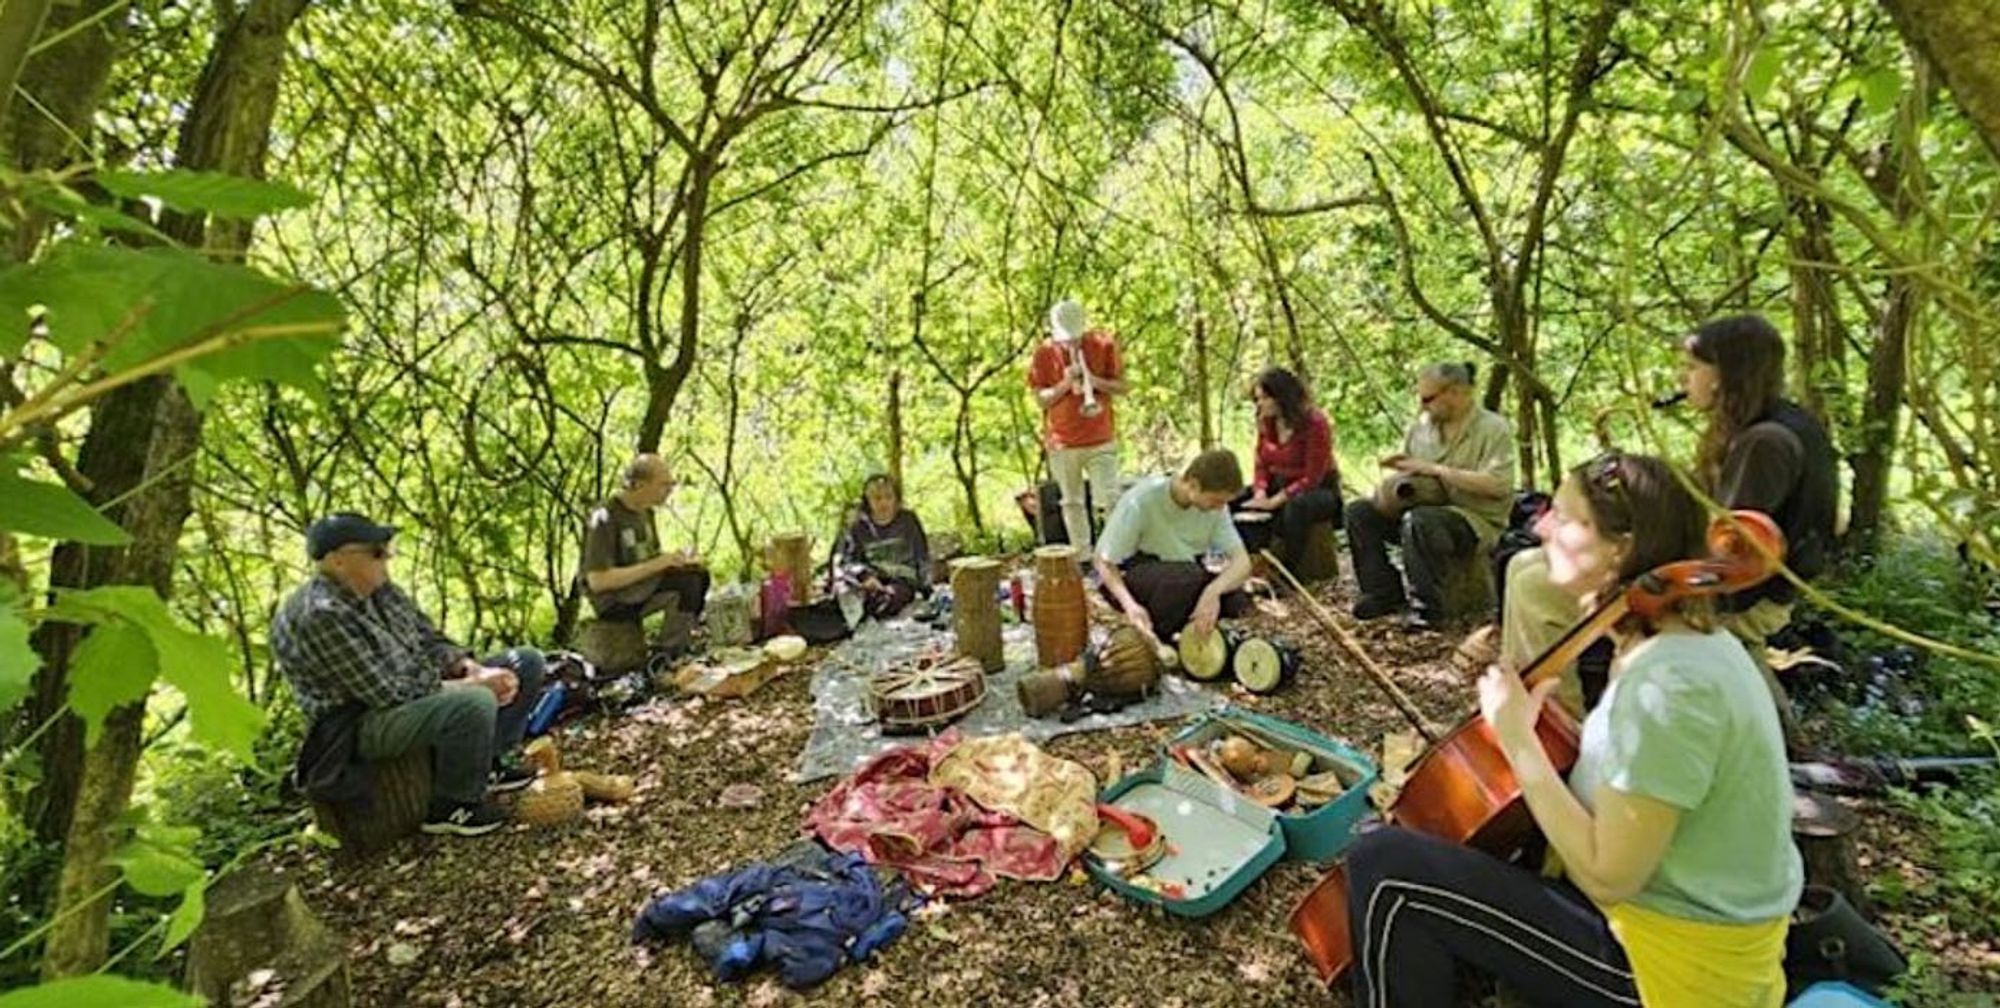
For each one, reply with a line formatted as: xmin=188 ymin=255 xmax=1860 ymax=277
xmin=1583 ymin=452 xmax=1633 ymax=526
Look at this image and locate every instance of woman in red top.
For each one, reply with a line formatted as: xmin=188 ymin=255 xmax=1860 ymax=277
xmin=1237 ymin=367 xmax=1342 ymax=571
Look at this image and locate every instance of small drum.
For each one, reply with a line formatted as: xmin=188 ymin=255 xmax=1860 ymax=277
xmin=1372 ymin=472 xmax=1448 ymax=519
xmin=868 ymin=652 xmax=987 ymax=733
xmin=1177 ymin=626 xmax=1242 ymax=682
xmin=1232 ymin=635 xmax=1300 ymax=694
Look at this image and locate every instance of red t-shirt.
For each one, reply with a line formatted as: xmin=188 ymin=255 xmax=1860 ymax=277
xmin=1255 ymin=407 xmax=1336 ymax=498
xmin=1028 ymin=331 xmax=1122 ymax=449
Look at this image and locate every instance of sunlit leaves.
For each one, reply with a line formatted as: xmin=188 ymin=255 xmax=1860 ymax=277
xmin=0 ymin=976 xmax=201 ymax=1008
xmin=0 ymin=604 xmax=36 ymax=717
xmin=0 ymin=461 xmax=132 ymax=545
xmin=96 ymin=168 xmax=313 ymax=219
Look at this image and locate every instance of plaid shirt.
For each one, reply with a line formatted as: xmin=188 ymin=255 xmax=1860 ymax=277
xmin=271 ymin=574 xmax=470 ymax=722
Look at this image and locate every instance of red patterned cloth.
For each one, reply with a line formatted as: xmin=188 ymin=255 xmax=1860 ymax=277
xmin=805 ymin=733 xmax=1068 ymax=898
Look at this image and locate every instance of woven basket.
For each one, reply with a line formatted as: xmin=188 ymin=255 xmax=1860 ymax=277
xmin=515 ymin=771 xmax=584 ymax=826
xmin=574 ymin=771 xmax=635 ymax=803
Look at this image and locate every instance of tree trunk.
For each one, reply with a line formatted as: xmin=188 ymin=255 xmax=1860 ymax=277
xmin=1880 ymin=0 xmax=2000 ymax=164
xmin=0 ymin=0 xmax=54 ymax=139
xmin=636 ymin=159 xmax=711 ymax=453
xmin=1194 ymin=314 xmax=1214 ymax=450
xmin=0 ymin=0 xmax=126 ymax=263
xmin=39 ymin=0 xmax=312 ymax=978
xmin=887 ymin=368 xmax=904 ymax=489
xmin=1847 ymin=60 xmax=1932 ymax=555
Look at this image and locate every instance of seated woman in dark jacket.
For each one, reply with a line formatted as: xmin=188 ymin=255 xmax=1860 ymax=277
xmin=1235 ymin=367 xmax=1342 ymax=572
xmin=835 ymin=473 xmax=931 ymax=619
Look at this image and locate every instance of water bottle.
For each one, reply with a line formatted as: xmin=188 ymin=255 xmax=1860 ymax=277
xmin=526 ymin=680 xmax=567 ymax=737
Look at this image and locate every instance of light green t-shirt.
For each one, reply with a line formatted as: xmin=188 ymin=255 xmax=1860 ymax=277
xmin=1402 ymin=406 xmax=1516 ymax=544
xmin=1095 ymin=474 xmax=1243 ymax=565
xmin=1567 ymin=629 xmax=1803 ymax=924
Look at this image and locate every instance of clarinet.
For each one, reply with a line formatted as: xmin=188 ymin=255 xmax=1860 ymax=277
xmin=1072 ymin=340 xmax=1102 ymax=417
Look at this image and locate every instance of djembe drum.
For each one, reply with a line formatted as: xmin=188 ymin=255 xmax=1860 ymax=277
xmin=1030 ymin=545 xmax=1087 ymax=668
xmin=1371 ymin=472 xmax=1448 ymax=519
xmin=1017 ymin=622 xmax=1162 ymax=717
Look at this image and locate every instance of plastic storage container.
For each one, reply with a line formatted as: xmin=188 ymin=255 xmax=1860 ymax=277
xmin=1086 ymin=761 xmax=1285 ymax=917
xmin=1168 ymin=707 xmax=1379 ymax=863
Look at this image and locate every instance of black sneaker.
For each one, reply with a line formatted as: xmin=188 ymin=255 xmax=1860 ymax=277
xmin=1351 ymin=595 xmax=1405 ymax=621
xmin=421 ymin=800 xmax=508 ymax=837
xmin=488 ymin=763 xmax=535 ymax=794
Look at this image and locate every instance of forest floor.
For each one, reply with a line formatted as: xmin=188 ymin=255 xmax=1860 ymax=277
xmin=265 ymin=570 xmax=2000 ymax=1007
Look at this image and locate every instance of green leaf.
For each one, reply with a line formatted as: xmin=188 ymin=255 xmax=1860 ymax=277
xmin=110 ymin=842 xmax=203 ymax=897
xmin=0 ymin=244 xmax=346 ymax=397
xmin=66 ymin=622 xmax=159 ymax=747
xmin=158 ymin=880 xmax=205 ymax=958
xmin=0 ymin=976 xmax=202 ymax=1008
xmin=96 ymin=168 xmax=312 ymax=219
xmin=0 ymin=604 xmax=37 ymax=716
xmin=48 ymin=586 xmax=265 ymax=759
xmin=0 ymin=469 xmax=132 ymax=545
xmin=19 ymin=183 xmax=172 ymax=242
xmin=1745 ymin=45 xmax=1783 ymax=103
xmin=1861 ymin=66 xmax=1903 ymax=116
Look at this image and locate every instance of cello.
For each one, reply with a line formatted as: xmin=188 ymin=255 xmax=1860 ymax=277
xmin=1280 ymin=509 xmax=1786 ymax=984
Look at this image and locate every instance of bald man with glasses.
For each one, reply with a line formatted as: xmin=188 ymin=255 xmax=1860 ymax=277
xmin=580 ymin=453 xmax=711 ymax=657
xmin=1343 ymin=362 xmax=1517 ymax=630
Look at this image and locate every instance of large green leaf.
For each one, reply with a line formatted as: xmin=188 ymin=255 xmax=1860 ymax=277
xmin=0 ymin=605 xmax=36 ymax=716
xmin=0 ymin=468 xmax=132 ymax=545
xmin=0 ymin=244 xmax=346 ymax=396
xmin=1745 ymin=45 xmax=1783 ymax=104
xmin=97 ymin=168 xmax=312 ymax=219
xmin=158 ymin=879 xmax=206 ymax=958
xmin=0 ymin=976 xmax=202 ymax=1008
xmin=48 ymin=586 xmax=265 ymax=759
xmin=109 ymin=836 xmax=205 ymax=897
xmin=66 ymin=622 xmax=158 ymax=747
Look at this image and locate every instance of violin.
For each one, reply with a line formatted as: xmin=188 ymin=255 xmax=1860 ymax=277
xmin=1289 ymin=510 xmax=1786 ymax=984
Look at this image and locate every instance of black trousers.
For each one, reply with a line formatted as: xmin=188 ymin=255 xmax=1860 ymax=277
xmin=595 ymin=568 xmax=711 ymax=622
xmin=1102 ymin=556 xmax=1248 ymax=639
xmin=1343 ymin=500 xmax=1479 ymax=620
xmin=1344 ymin=827 xmax=1639 ymax=1008
xmin=1233 ymin=485 xmax=1342 ymax=570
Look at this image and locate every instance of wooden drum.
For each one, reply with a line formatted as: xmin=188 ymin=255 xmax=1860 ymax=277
xmin=868 ymin=652 xmax=987 ymax=734
xmin=950 ymin=556 xmax=1004 ymax=672
xmin=1082 ymin=624 xmax=1162 ymax=698
xmin=1031 ymin=545 xmax=1087 ymax=668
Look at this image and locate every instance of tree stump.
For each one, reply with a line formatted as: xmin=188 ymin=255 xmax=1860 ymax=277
xmin=1295 ymin=521 xmax=1342 ymax=582
xmin=577 ymin=619 xmax=646 ymax=674
xmin=1793 ymin=790 xmax=1871 ymax=918
xmin=185 ymin=866 xmax=350 ymax=1007
xmin=950 ymin=556 xmax=1004 ymax=672
xmin=1439 ymin=551 xmax=1496 ymax=625
xmin=310 ymin=746 xmax=430 ymax=861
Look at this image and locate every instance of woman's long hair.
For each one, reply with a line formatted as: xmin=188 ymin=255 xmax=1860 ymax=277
xmin=1688 ymin=315 xmax=1785 ymax=490
xmin=1255 ymin=367 xmax=1312 ymax=432
xmin=1573 ymin=452 xmax=1715 ymax=634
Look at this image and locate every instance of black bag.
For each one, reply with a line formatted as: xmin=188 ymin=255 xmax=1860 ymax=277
xmin=1784 ymin=885 xmax=1906 ymax=997
xmin=786 ymin=597 xmax=854 ymax=644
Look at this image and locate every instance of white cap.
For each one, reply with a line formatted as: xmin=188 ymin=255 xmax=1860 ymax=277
xmin=1049 ymin=299 xmax=1087 ymax=343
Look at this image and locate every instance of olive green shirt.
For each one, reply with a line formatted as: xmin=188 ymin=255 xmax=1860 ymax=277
xmin=581 ymin=495 xmax=660 ymax=613
xmin=1402 ymin=406 xmax=1516 ymax=546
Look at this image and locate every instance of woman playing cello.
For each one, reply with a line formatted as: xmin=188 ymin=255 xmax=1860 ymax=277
xmin=1344 ymin=452 xmax=1801 ymax=1007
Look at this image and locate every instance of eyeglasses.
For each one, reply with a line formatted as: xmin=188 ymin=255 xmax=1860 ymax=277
xmin=337 ymin=543 xmax=392 ymax=560
xmin=1418 ymin=389 xmax=1445 ymax=406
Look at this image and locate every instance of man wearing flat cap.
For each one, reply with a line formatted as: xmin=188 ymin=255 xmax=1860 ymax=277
xmin=271 ymin=513 xmax=547 ymax=837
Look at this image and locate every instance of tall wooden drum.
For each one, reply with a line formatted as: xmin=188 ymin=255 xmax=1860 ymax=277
xmin=950 ymin=556 xmax=1004 ymax=672
xmin=767 ymin=532 xmax=815 ymax=604
xmin=1030 ymin=545 xmax=1087 ymax=668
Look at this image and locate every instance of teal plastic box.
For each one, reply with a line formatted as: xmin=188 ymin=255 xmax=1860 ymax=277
xmin=1167 ymin=707 xmax=1379 ymax=864
xmin=1085 ymin=761 xmax=1286 ymax=917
